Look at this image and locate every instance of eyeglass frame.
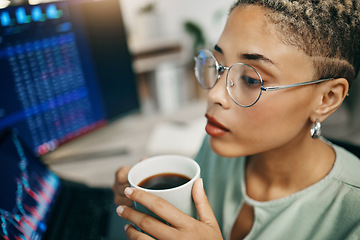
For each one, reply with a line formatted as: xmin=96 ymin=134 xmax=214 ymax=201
xmin=194 ymin=49 xmax=334 ymax=107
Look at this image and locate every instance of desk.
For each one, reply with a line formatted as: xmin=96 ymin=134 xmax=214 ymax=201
xmin=43 ymin=100 xmax=206 ymax=188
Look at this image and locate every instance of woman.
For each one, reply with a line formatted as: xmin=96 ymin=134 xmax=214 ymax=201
xmin=113 ymin=0 xmax=360 ymax=239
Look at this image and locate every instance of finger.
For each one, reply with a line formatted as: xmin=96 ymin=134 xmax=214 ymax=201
xmin=124 ymin=224 xmax=154 ymax=240
xmin=115 ymin=166 xmax=131 ymax=183
xmin=124 ymin=187 xmax=191 ymax=228
xmin=192 ymin=179 xmax=220 ymax=230
xmin=118 ymin=205 xmax=176 ymax=239
xmin=112 ymin=181 xmax=129 ymax=195
xmin=112 ymin=180 xmax=132 ymax=206
xmin=114 ymin=195 xmax=133 ymax=207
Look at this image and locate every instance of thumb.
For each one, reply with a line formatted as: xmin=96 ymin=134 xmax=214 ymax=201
xmin=192 ymin=178 xmax=220 ymax=230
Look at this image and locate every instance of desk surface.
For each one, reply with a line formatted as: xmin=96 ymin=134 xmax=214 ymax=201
xmin=43 ymin=100 xmax=206 ymax=187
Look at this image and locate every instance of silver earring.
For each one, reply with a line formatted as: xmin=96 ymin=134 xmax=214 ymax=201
xmin=310 ymin=120 xmax=322 ymax=139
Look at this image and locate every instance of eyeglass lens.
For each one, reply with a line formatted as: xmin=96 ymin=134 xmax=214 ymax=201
xmin=195 ymin=50 xmax=263 ymax=107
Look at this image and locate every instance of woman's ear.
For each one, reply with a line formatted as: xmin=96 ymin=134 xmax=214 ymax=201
xmin=310 ymin=78 xmax=349 ymax=123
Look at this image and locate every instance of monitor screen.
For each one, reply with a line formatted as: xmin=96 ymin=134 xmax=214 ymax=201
xmin=0 ymin=129 xmax=61 ymax=240
xmin=0 ymin=0 xmax=140 ymax=155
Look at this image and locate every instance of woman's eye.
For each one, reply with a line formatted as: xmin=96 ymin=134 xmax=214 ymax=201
xmin=241 ymin=75 xmax=261 ymax=86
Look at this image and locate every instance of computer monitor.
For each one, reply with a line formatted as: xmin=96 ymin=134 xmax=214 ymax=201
xmin=0 ymin=0 xmax=140 ymax=155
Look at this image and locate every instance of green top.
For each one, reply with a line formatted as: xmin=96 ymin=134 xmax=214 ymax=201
xmin=195 ymin=136 xmax=360 ymax=240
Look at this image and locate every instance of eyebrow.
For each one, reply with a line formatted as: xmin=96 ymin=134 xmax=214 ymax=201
xmin=242 ymin=53 xmax=274 ymax=64
xmin=214 ymin=44 xmax=275 ymax=65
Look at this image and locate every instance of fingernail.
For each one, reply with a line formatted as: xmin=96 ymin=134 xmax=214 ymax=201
xmin=199 ymin=178 xmax=204 ymax=188
xmin=124 ymin=224 xmax=130 ymax=231
xmin=116 ymin=206 xmax=124 ymax=216
xmin=124 ymin=187 xmax=133 ymax=197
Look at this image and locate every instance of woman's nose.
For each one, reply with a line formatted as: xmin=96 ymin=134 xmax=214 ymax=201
xmin=207 ymin=70 xmax=231 ymax=108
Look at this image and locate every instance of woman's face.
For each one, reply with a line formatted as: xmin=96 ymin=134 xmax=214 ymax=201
xmin=206 ymin=5 xmax=319 ymax=157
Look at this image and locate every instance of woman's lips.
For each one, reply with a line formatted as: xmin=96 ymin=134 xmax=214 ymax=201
xmin=205 ymin=114 xmax=230 ymax=137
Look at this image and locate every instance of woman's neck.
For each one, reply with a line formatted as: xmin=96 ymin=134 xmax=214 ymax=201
xmin=245 ymin=138 xmax=335 ymax=202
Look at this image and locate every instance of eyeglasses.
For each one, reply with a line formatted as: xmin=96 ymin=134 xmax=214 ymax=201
xmin=194 ymin=49 xmax=334 ymax=107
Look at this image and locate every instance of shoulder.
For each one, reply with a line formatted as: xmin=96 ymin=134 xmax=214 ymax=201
xmin=331 ymin=143 xmax=360 ymax=189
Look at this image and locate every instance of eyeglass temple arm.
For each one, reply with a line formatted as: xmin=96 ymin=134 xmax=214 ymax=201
xmin=261 ymin=78 xmax=334 ymax=91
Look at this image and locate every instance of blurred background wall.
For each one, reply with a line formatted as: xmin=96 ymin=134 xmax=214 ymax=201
xmin=120 ymin=0 xmax=233 ymax=49
xmin=118 ymin=0 xmax=235 ymax=113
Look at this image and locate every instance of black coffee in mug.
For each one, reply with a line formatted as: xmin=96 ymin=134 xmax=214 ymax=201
xmin=139 ymin=173 xmax=191 ymax=190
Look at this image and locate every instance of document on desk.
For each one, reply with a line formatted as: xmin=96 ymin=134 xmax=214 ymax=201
xmin=145 ymin=117 xmax=206 ymax=157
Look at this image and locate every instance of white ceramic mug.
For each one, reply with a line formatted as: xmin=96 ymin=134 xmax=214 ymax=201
xmin=128 ymin=155 xmax=201 ymax=218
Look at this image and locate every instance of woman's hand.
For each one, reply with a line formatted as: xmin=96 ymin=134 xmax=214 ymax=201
xmin=116 ymin=178 xmax=223 ymax=240
xmin=112 ymin=166 xmax=133 ymax=207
